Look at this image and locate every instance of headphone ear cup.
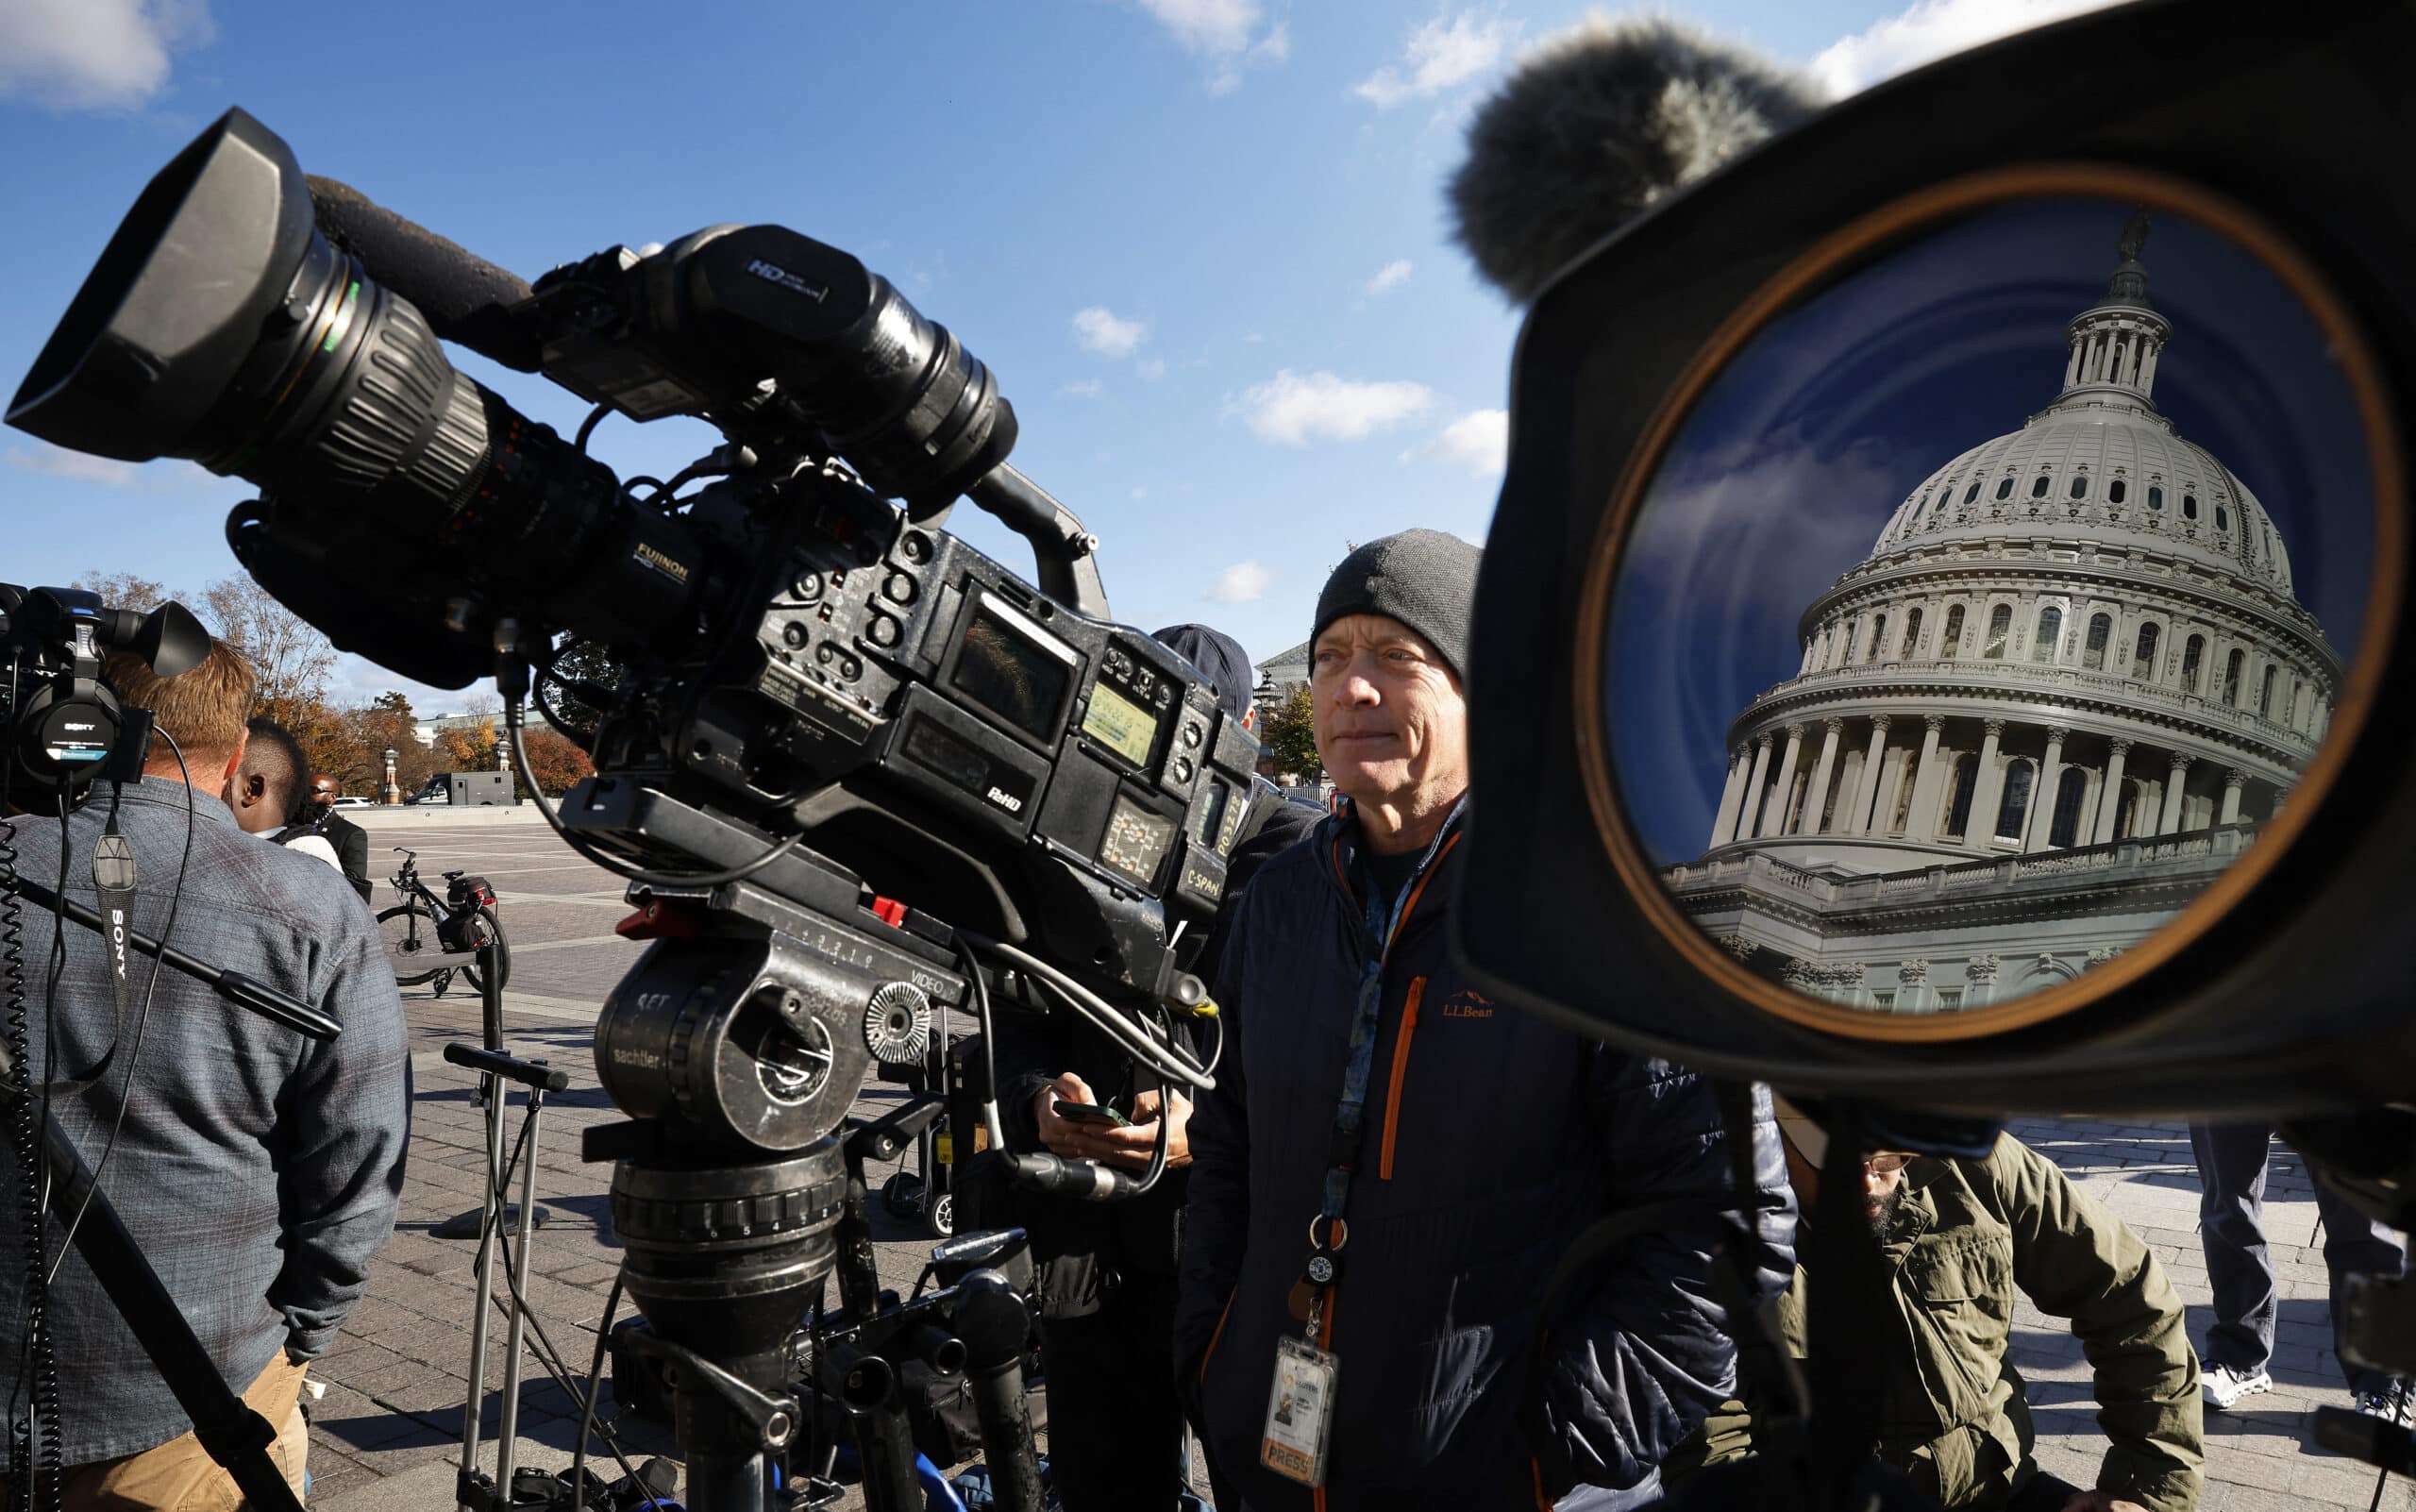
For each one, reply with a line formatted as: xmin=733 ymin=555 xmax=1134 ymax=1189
xmin=13 ymin=676 xmax=125 ymax=794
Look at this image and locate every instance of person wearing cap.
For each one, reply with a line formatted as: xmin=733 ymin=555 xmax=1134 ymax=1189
xmin=1686 ymin=1112 xmax=2203 ymax=1512
xmin=1172 ymin=529 xmax=1796 ymax=1511
xmin=982 ymin=623 xmax=1319 ymax=1512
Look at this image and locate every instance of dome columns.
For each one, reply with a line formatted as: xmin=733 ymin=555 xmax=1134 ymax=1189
xmin=2220 ymin=767 xmax=2247 ymax=826
xmin=2026 ymin=726 xmax=2072 ymax=852
xmin=1804 ymin=719 xmax=1848 ymax=838
xmin=2092 ymin=739 xmax=2137 ymax=843
xmin=2156 ymin=754 xmax=2195 ymax=834
xmin=1850 ymin=715 xmax=1894 ymax=835
xmin=1905 ymin=715 xmax=1951 ymax=843
xmin=1759 ymin=725 xmax=1807 ymax=840
xmin=1709 ymin=748 xmax=1753 ymax=850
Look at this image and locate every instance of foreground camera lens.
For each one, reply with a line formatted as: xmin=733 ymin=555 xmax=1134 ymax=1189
xmin=1581 ymin=169 xmax=2401 ymax=1040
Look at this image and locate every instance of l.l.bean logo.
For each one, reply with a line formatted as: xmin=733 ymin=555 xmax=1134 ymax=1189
xmin=1437 ymin=987 xmax=1494 ymax=1020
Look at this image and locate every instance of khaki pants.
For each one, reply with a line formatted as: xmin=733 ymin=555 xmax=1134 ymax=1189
xmin=1 ymin=1352 xmax=310 ymax=1511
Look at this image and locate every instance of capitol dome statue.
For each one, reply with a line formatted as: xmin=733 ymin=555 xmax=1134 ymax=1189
xmin=1665 ymin=216 xmax=2343 ymax=1011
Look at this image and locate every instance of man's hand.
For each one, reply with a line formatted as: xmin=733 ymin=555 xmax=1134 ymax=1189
xmin=2058 ymin=1492 xmax=2146 ymax=1512
xmin=1032 ymin=1072 xmax=1100 ymax=1157
xmin=1030 ymin=1080 xmax=1193 ymax=1172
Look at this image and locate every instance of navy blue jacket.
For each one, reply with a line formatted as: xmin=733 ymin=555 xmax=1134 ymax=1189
xmin=1173 ymin=801 xmax=1795 ymax=1510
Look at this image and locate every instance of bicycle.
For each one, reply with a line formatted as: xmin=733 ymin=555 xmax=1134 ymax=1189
xmin=379 ymin=847 xmax=511 ymax=999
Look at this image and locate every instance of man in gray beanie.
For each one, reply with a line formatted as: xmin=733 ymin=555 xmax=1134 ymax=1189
xmin=1174 ymin=531 xmax=1795 ymax=1510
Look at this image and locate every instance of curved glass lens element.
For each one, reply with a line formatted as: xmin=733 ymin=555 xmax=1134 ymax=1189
xmin=1603 ymin=193 xmax=2377 ymax=1028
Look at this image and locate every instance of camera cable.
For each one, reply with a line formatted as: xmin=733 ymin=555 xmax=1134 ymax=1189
xmin=504 ymin=695 xmax=807 ymax=890
xmin=2 ymin=652 xmax=60 ymax=1512
xmin=965 ymin=933 xmax=1214 ymax=1092
xmin=47 ymin=731 xmax=196 ymax=1285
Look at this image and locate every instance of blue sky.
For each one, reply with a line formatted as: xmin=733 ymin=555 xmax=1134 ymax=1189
xmin=0 ymin=0 xmax=2119 ymax=713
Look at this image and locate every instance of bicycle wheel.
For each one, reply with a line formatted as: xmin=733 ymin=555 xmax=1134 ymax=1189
xmin=378 ymin=902 xmax=444 ymax=985
xmin=461 ymin=906 xmax=511 ymax=995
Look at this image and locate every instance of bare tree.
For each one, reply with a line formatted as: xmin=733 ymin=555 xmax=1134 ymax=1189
xmin=71 ymin=571 xmax=178 ymax=611
xmin=199 ymin=576 xmax=338 ymax=727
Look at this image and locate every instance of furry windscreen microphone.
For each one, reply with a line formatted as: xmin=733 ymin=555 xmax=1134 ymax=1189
xmin=1451 ymin=17 xmax=1826 ymax=304
xmin=305 ymin=176 xmax=545 ymax=372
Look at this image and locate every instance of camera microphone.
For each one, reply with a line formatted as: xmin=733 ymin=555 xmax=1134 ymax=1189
xmin=997 ymin=1151 xmax=1144 ymax=1201
xmin=1449 ymin=17 xmax=1824 ymax=304
xmin=305 ymin=175 xmax=544 ymax=372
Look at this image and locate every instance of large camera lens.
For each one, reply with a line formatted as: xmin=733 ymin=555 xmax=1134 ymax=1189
xmin=8 ymin=109 xmax=698 ymax=686
xmin=1582 ymin=171 xmax=2400 ymax=1041
xmin=9 ymin=109 xmax=489 ymax=511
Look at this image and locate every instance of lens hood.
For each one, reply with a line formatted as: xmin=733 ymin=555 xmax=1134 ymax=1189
xmin=8 ymin=107 xmax=315 ymax=462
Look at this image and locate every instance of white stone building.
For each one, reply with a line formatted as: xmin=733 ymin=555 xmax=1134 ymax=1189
xmin=1665 ymin=222 xmax=2340 ymax=1011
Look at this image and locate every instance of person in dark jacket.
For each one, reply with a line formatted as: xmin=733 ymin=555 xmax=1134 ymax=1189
xmin=302 ymin=770 xmax=377 ymax=905
xmin=1172 ymin=529 xmax=1796 ymax=1511
xmin=988 ymin=623 xmax=1319 ymax=1512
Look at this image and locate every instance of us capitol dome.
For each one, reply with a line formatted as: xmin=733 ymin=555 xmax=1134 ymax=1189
xmin=1665 ymin=218 xmax=2342 ymax=1011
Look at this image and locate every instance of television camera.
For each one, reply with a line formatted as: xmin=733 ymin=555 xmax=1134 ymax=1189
xmin=7 ymin=107 xmax=1268 ymax=1511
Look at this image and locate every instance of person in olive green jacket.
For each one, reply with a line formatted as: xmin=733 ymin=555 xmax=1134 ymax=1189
xmin=1687 ymin=1128 xmax=2204 ymax=1512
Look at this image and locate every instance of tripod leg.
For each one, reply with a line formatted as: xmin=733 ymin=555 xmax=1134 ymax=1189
xmin=495 ymin=1091 xmax=545 ymax=1491
xmin=458 ymin=1073 xmax=509 ymax=1507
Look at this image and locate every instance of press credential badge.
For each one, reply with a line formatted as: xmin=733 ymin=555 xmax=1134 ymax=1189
xmin=1260 ymin=1336 xmax=1338 ymax=1486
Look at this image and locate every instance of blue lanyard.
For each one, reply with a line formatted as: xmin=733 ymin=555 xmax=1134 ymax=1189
xmin=1318 ymin=798 xmax=1464 ymax=1226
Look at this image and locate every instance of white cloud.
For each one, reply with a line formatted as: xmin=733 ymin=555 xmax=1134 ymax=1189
xmin=1137 ymin=357 xmax=1167 ymax=381
xmin=1404 ymin=409 xmax=1509 ymax=474
xmin=1228 ymin=370 xmax=1435 ymax=445
xmin=0 ymin=0 xmax=213 ymax=111
xmin=1136 ymin=0 xmax=1289 ymax=92
xmin=4 ymin=443 xmax=218 ymax=492
xmin=1062 ymin=378 xmax=1105 ymax=398
xmin=1073 ymin=306 xmax=1149 ymax=359
xmin=1131 ymin=486 xmax=1149 ymax=500
xmin=1208 ymin=560 xmax=1275 ymax=602
xmin=1365 ymin=259 xmax=1414 ymax=295
xmin=1808 ymin=0 xmax=2125 ymax=97
xmin=1353 ymin=11 xmax=1521 ymax=109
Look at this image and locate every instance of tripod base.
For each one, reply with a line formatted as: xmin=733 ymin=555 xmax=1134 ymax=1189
xmin=434 ymin=1203 xmax=553 ymax=1241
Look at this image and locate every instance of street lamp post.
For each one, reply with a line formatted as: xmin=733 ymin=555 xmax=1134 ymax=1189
xmin=382 ymin=748 xmax=400 ymax=805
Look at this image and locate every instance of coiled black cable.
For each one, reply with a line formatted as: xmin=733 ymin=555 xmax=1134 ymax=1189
xmin=2 ymin=650 xmax=61 ymax=1512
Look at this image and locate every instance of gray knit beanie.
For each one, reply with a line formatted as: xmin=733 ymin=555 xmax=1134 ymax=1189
xmin=1311 ymin=529 xmax=1484 ymax=681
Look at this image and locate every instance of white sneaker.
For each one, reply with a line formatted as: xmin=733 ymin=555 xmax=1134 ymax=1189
xmin=2204 ymin=1364 xmax=2273 ymax=1410
xmin=2353 ymin=1384 xmax=2414 ymax=1428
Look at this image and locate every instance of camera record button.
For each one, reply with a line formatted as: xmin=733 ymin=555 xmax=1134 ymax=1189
xmin=867 ymin=614 xmax=901 ymax=647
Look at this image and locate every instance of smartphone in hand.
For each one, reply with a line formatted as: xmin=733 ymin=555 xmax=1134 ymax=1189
xmin=1054 ymin=1100 xmax=1132 ymax=1128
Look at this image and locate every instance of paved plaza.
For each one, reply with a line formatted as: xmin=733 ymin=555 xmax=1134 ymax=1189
xmin=281 ymin=814 xmax=2407 ymax=1511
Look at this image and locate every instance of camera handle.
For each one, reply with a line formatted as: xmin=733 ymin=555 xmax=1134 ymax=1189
xmin=0 ymin=885 xmax=331 ymax=1512
xmin=960 ymin=462 xmax=1110 ymax=621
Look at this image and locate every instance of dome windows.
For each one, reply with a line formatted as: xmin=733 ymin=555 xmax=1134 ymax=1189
xmin=1869 ymin=613 xmax=1888 ymax=663
xmin=2148 ymin=486 xmax=2164 ymax=512
xmin=2069 ymin=476 xmax=2089 ymax=499
xmin=2183 ymin=493 xmax=2200 ymax=520
xmin=1902 ymin=607 xmax=1924 ymax=659
xmin=1940 ymin=604 xmax=1966 ymax=659
xmin=1994 ymin=478 xmax=2014 ymax=500
xmin=2216 ymin=504 xmax=2230 ymax=530
xmin=2182 ymin=634 xmax=2206 ymax=694
xmin=1995 ymin=760 xmax=2038 ymax=842
xmin=2258 ymin=664 xmax=2278 ymax=717
xmin=2223 ymin=648 xmax=2245 ymax=705
xmin=1965 ymin=480 xmax=1983 ymax=505
xmin=2131 ymin=622 xmax=2161 ymax=681
xmin=2084 ymin=613 xmax=2112 ymax=670
xmin=2048 ymin=767 xmax=2089 ymax=848
xmin=1984 ymin=604 xmax=2012 ymax=660
xmin=2108 ymin=479 xmax=2127 ymax=504
xmin=2032 ymin=605 xmax=2062 ymax=663
xmin=2030 ymin=474 xmax=2052 ymax=498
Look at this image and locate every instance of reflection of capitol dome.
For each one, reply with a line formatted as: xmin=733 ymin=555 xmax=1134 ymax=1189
xmin=1668 ymin=216 xmax=2342 ymax=1012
